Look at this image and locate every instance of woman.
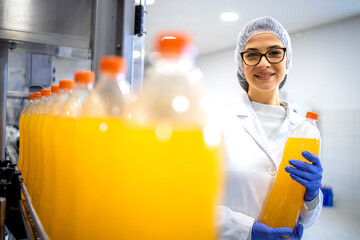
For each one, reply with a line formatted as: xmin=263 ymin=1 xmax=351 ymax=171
xmin=219 ymin=17 xmax=323 ymax=240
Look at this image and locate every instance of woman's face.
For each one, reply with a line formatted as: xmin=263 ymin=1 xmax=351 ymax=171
xmin=242 ymin=33 xmax=286 ymax=95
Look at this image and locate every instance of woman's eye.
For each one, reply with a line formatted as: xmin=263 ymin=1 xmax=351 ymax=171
xmin=268 ymin=50 xmax=281 ymax=56
xmin=246 ymin=52 xmax=259 ymax=58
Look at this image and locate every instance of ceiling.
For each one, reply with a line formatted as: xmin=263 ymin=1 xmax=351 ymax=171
xmin=144 ymin=0 xmax=360 ymax=57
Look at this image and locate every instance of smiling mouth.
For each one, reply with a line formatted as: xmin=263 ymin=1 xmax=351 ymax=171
xmin=255 ymin=73 xmax=275 ymax=77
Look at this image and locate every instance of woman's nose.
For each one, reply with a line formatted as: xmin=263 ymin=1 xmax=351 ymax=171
xmin=257 ymin=55 xmax=271 ymax=68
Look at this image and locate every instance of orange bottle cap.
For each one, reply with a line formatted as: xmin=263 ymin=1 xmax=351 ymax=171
xmin=155 ymin=31 xmax=194 ymax=58
xmin=74 ymin=71 xmax=95 ymax=84
xmin=29 ymin=94 xmax=34 ymax=100
xmin=306 ymin=111 xmax=318 ymax=120
xmin=41 ymin=89 xmax=52 ymax=96
xmin=59 ymin=80 xmax=75 ymax=90
xmin=99 ymin=56 xmax=126 ymax=75
xmin=34 ymin=92 xmax=42 ymax=99
xmin=51 ymin=85 xmax=60 ymax=93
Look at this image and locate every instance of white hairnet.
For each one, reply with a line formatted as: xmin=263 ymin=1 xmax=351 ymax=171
xmin=234 ymin=16 xmax=292 ymax=92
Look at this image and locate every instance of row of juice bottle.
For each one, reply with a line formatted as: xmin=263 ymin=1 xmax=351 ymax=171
xmin=18 ymin=32 xmax=225 ymax=240
xmin=17 ymin=30 xmax=321 ymax=239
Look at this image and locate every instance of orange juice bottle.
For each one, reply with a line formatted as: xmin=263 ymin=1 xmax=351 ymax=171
xmin=22 ymin=92 xmax=42 ymax=185
xmin=74 ymin=56 xmax=132 ymax=239
xmin=260 ymin=111 xmax=321 ymax=229
xmin=40 ymin=80 xmax=74 ymax=235
xmin=51 ymin=71 xmax=94 ymax=239
xmin=120 ymin=32 xmax=224 ymax=240
xmin=35 ymin=85 xmax=60 ymax=226
xmin=18 ymin=94 xmax=34 ymax=171
xmin=31 ymin=89 xmax=52 ymax=210
xmin=26 ymin=89 xmax=52 ymax=198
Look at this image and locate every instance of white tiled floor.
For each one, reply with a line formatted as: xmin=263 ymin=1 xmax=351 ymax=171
xmin=303 ymin=207 xmax=360 ymax=240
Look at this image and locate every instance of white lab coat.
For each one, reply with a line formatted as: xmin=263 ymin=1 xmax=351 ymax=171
xmin=218 ymin=91 xmax=323 ymax=240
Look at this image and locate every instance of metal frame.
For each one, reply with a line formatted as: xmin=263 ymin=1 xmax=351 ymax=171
xmin=0 ymin=0 xmax=93 ymax=49
xmin=19 ymin=178 xmax=49 ymax=240
xmin=0 ymin=197 xmax=5 ymax=240
xmin=0 ymin=1 xmax=146 ymax=238
xmin=0 ymin=42 xmax=10 ymax=159
xmin=91 ymin=0 xmax=140 ymax=89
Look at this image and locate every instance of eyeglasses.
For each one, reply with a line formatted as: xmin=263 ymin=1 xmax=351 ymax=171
xmin=241 ymin=48 xmax=286 ymax=66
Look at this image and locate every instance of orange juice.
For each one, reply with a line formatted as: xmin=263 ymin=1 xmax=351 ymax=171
xmin=41 ymin=80 xmax=74 ymax=237
xmin=26 ymin=113 xmax=40 ymax=196
xmin=21 ymin=114 xmax=32 ymax=183
xmin=18 ymin=113 xmax=25 ymax=171
xmin=73 ymin=118 xmax=125 ymax=240
xmin=18 ymin=94 xmax=34 ymax=171
xmin=22 ymin=93 xmax=41 ymax=183
xmin=260 ymin=137 xmax=320 ymax=229
xmin=34 ymin=92 xmax=57 ymax=217
xmin=51 ymin=117 xmax=77 ymax=239
xmin=50 ymin=71 xmax=94 ymax=239
xmin=32 ymin=113 xmax=46 ymax=211
xmin=38 ymin=115 xmax=57 ymax=232
xmin=74 ymin=118 xmax=223 ymax=240
xmin=24 ymin=89 xmax=51 ymax=198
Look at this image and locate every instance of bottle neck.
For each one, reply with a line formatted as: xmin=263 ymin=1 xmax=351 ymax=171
xmin=59 ymin=88 xmax=73 ymax=95
xmin=75 ymin=82 xmax=94 ymax=90
xmin=99 ymin=72 xmax=125 ymax=82
xmin=98 ymin=72 xmax=131 ymax=95
xmin=306 ymin=117 xmax=317 ymax=123
xmin=153 ymin=57 xmax=194 ymax=72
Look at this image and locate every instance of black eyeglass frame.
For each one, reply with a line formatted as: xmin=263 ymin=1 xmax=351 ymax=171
xmin=240 ymin=47 xmax=287 ymax=66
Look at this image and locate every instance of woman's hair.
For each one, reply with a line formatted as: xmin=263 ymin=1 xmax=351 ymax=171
xmin=234 ymin=16 xmax=292 ymax=92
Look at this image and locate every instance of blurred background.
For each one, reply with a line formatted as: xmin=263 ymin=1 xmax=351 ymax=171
xmin=2 ymin=0 xmax=360 ymax=239
xmin=144 ymin=0 xmax=360 ymax=239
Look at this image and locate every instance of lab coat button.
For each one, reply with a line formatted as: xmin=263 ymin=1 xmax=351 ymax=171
xmin=268 ymin=167 xmax=276 ymax=175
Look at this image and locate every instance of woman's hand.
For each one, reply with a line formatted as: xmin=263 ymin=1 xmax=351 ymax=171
xmin=251 ymin=222 xmax=303 ymax=239
xmin=285 ymin=151 xmax=323 ymax=201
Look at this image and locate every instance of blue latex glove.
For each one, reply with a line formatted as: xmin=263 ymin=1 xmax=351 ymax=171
xmin=252 ymin=222 xmax=303 ymax=240
xmin=285 ymin=151 xmax=323 ymax=201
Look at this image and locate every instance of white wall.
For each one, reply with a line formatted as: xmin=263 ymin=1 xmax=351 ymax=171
xmin=197 ymin=50 xmax=242 ymax=106
xmin=197 ymin=15 xmax=360 ymax=238
xmin=287 ymin=16 xmax=360 ymax=110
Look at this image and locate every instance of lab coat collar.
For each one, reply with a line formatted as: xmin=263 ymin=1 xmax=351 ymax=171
xmin=230 ymin=91 xmax=303 ymax=125
xmin=228 ymin=91 xmax=304 ymax=166
xmin=230 ymin=92 xmax=276 ymax=164
xmin=229 ymin=92 xmax=251 ymax=117
xmin=272 ymin=101 xmax=304 ymax=140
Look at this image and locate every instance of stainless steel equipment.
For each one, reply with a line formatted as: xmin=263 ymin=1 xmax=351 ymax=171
xmin=0 ymin=0 xmax=146 ymax=238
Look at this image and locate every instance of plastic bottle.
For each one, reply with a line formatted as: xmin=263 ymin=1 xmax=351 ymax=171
xmin=21 ymin=92 xmax=42 ymax=185
xmin=35 ymin=84 xmax=60 ymax=224
xmin=18 ymin=94 xmax=34 ymax=171
xmin=260 ymin=111 xmax=321 ymax=229
xmin=26 ymin=89 xmax=52 ymax=197
xmin=31 ymin=89 xmax=53 ymax=211
xmin=41 ymin=80 xmax=74 ymax=234
xmin=121 ymin=32 xmax=224 ymax=240
xmin=51 ymin=71 xmax=95 ymax=239
xmin=74 ymin=56 xmax=131 ymax=239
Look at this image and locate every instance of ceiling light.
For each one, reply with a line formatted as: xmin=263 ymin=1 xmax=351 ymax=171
xmin=220 ymin=12 xmax=239 ymax=22
xmin=161 ymin=36 xmax=176 ymax=41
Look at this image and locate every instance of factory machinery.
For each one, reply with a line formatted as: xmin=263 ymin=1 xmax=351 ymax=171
xmin=0 ymin=1 xmax=145 ymax=239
